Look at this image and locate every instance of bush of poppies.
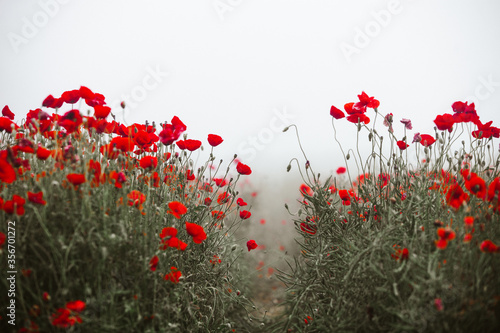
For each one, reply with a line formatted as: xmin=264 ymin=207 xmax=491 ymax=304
xmin=276 ymin=92 xmax=500 ymax=332
xmin=0 ymin=88 xmax=260 ymax=332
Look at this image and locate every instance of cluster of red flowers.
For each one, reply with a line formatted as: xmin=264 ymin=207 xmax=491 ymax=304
xmin=330 ymin=91 xmax=380 ymax=124
xmin=50 ymin=300 xmax=86 ymax=329
xmin=0 ymin=87 xmax=260 ymax=331
xmin=434 ymin=101 xmax=500 ymax=139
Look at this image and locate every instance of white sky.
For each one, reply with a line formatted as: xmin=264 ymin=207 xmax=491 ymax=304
xmin=1 ymin=0 xmax=500 ymax=184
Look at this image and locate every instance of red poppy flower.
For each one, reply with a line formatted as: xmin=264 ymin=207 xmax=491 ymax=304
xmin=346 ymin=113 xmax=370 ymax=125
xmin=61 ymin=89 xmax=81 ymax=104
xmin=247 ymin=240 xmax=258 ymax=251
xmin=336 ymin=167 xmax=346 ymax=174
xmin=204 ymin=197 xmax=212 ymax=206
xmin=464 ymin=173 xmax=486 ymax=199
xmin=472 ymin=120 xmax=500 ymax=139
xmin=177 ymin=139 xmax=202 ymax=151
xmin=434 ymin=114 xmax=455 ymax=132
xmin=2 ymin=105 xmax=14 ymax=120
xmin=338 ymin=189 xmax=350 ymax=201
xmin=214 ymin=178 xmax=227 ymax=187
xmin=0 ymin=117 xmax=18 ymax=133
xmin=299 ymin=184 xmax=313 ymax=196
xmin=28 ymin=191 xmax=47 ymax=205
xmin=159 ymin=227 xmax=187 ymax=251
xmin=217 ymin=192 xmax=230 ymax=204
xmin=211 ymin=210 xmax=226 ymax=220
xmin=330 ymin=105 xmax=345 ymax=119
xmin=93 ymin=105 xmax=111 ymax=119
xmin=67 ymin=173 xmax=86 ymax=187
xmin=356 ymin=91 xmax=380 ymax=109
xmin=185 ymin=222 xmax=207 ymax=243
xmin=240 ymin=210 xmax=252 ymax=219
xmin=36 ymin=146 xmax=52 ymax=160
xmin=0 ymin=158 xmax=16 ymax=183
xmin=164 ymin=266 xmax=182 ymax=283
xmin=419 ymin=134 xmax=436 ymax=147
xmin=237 ymin=198 xmax=247 ymax=206
xmin=51 ymin=308 xmax=81 ymax=328
xmin=480 ymin=239 xmax=499 ymax=253
xmin=168 ymin=201 xmax=187 ymax=218
xmin=397 ymin=141 xmax=409 ymax=150
xmin=437 ymin=227 xmax=456 ymax=241
xmin=2 ymin=195 xmax=26 ymax=215
xmin=127 ymin=190 xmax=146 ymax=210
xmin=464 ymin=216 xmax=474 ymax=228
xmin=446 ymin=183 xmax=469 ymax=210
xmin=236 ymin=162 xmax=252 ymax=175
xmin=158 ymin=116 xmax=187 ymax=145
xmin=65 ymin=300 xmax=86 ymax=313
xmin=58 ymin=109 xmax=83 ymax=133
xmin=139 ymin=156 xmax=158 ymax=169
xmin=110 ymin=137 xmax=135 ymax=152
xmin=451 ymin=101 xmax=479 ymax=124
xmin=208 ymin=134 xmax=223 ymax=147
xmin=392 ymin=245 xmax=409 ymax=261
xmin=186 ymin=169 xmax=195 ymax=181
xmin=149 ymin=255 xmax=159 ymax=271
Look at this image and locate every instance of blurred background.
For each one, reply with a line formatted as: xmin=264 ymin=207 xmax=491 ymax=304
xmin=1 ymin=0 xmax=500 ymax=266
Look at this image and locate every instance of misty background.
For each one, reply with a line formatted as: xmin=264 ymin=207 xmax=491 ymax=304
xmin=1 ymin=0 xmax=500 ymax=259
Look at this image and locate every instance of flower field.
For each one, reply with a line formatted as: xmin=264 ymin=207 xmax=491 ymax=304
xmin=1 ymin=88 xmax=499 ymax=332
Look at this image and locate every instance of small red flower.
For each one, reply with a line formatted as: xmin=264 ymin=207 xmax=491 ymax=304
xmin=464 ymin=216 xmax=474 ymax=228
xmin=330 ymin=105 xmax=345 ymax=119
xmin=0 ymin=158 xmax=16 ymax=183
xmin=419 ymin=134 xmax=436 ymax=147
xmin=434 ymin=113 xmax=455 ymax=132
xmin=446 ymin=183 xmax=469 ymax=210
xmin=240 ymin=210 xmax=252 ymax=219
xmin=208 ymin=134 xmax=223 ymax=147
xmin=65 ymin=300 xmax=86 ymax=313
xmin=434 ymin=298 xmax=443 ymax=311
xmin=217 ymin=192 xmax=230 ymax=204
xmin=236 ymin=162 xmax=252 ymax=175
xmin=93 ymin=105 xmax=111 ymax=119
xmin=139 ymin=156 xmax=158 ymax=169
xmin=168 ymin=201 xmax=187 ymax=219
xmin=176 ymin=139 xmax=202 ymax=151
xmin=336 ymin=167 xmax=347 ymax=174
xmin=61 ymin=89 xmax=81 ymax=104
xmin=42 ymin=292 xmax=51 ymax=302
xmin=110 ymin=136 xmax=135 ymax=152
xmin=237 ymin=198 xmax=247 ymax=206
xmin=67 ymin=173 xmax=86 ymax=187
xmin=36 ymin=146 xmax=52 ymax=160
xmin=214 ymin=178 xmax=228 ymax=187
xmin=149 ymin=255 xmax=159 ymax=271
xmin=480 ymin=240 xmax=499 ymax=253
xmin=28 ymin=191 xmax=47 ymax=205
xmin=3 ymin=194 xmax=26 ymax=215
xmin=356 ymin=91 xmax=380 ymax=109
xmin=247 ymin=239 xmax=258 ymax=251
xmin=2 ymin=105 xmax=15 ymax=120
xmin=211 ymin=210 xmax=226 ymax=220
xmin=127 ymin=191 xmax=146 ymax=212
xmin=397 ymin=140 xmax=409 ymax=150
xmin=185 ymin=222 xmax=207 ymax=244
xmin=164 ymin=266 xmax=182 ymax=283
xmin=186 ymin=169 xmax=195 ymax=181
xmin=300 ymin=184 xmax=313 ymax=196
